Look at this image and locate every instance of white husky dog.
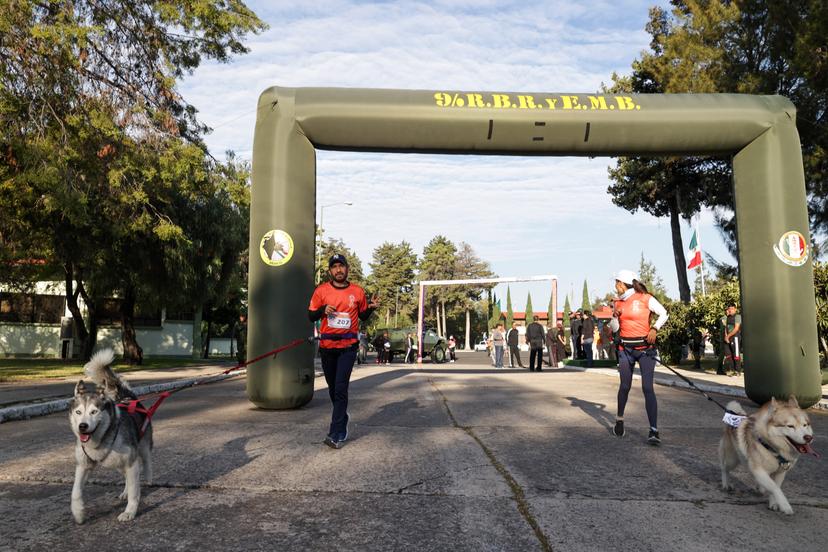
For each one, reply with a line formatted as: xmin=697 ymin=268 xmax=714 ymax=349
xmin=69 ymin=349 xmax=153 ymax=523
xmin=719 ymin=396 xmax=818 ymax=515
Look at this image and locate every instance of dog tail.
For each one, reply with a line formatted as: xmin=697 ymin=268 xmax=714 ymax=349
xmin=84 ymin=348 xmax=136 ymax=400
xmin=725 ymin=400 xmax=746 ymax=416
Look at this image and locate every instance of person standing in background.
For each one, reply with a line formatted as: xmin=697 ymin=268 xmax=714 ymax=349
xmin=507 ymin=322 xmax=524 ymax=368
xmin=581 ymin=311 xmax=595 ymax=367
xmin=492 ymin=323 xmax=506 ymax=368
xmin=525 ymin=315 xmax=546 ymax=372
xmin=570 ymin=312 xmax=582 ymax=360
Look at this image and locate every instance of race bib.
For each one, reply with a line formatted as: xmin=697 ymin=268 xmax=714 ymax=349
xmin=327 ymin=312 xmax=352 ymax=330
xmin=722 ymin=412 xmax=746 ymax=428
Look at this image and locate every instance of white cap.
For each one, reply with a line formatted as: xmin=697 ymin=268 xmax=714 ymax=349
xmin=614 ymin=269 xmax=638 ymax=286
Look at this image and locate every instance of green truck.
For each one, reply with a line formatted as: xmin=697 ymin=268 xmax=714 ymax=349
xmin=373 ymin=326 xmax=447 ymax=363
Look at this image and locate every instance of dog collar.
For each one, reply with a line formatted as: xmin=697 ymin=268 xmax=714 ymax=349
xmin=757 ymin=436 xmax=791 ymax=468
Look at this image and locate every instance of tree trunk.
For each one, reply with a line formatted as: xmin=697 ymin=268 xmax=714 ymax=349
xmin=119 ymin=284 xmax=143 ymax=365
xmin=63 ymin=264 xmax=89 ymax=359
xmin=203 ymin=319 xmax=212 ymax=359
xmin=192 ymin=304 xmax=203 ymax=359
xmin=441 ymin=300 xmax=447 ymax=338
xmin=669 ymin=194 xmax=691 ymax=302
xmin=73 ymin=270 xmax=98 ymax=361
xmin=465 ymin=309 xmax=471 ymax=350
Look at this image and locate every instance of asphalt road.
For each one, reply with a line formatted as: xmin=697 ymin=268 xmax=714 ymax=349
xmin=1 ymin=359 xmax=826 ymax=551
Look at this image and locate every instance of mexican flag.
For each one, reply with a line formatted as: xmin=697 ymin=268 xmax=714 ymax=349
xmin=687 ymin=229 xmax=702 ymax=269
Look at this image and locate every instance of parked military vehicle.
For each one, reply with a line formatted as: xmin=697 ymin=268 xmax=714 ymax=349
xmin=372 ymin=326 xmax=447 ymax=363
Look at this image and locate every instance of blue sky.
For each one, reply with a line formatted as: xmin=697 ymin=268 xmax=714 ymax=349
xmin=179 ymin=0 xmax=737 ymax=310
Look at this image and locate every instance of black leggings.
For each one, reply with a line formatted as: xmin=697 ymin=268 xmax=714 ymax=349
xmin=617 ymin=347 xmax=658 ymax=428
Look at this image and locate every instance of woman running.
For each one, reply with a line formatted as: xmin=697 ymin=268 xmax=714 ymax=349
xmin=608 ymin=270 xmax=668 ymax=445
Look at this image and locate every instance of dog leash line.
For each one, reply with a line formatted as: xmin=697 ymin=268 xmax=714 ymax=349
xmin=122 ymin=337 xmax=313 ymax=436
xmin=617 ymin=343 xmax=740 ymax=415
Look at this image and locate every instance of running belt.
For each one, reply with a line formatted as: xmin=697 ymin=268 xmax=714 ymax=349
xmin=619 ymin=336 xmax=651 ymax=350
xmin=320 ymin=333 xmax=359 ymax=340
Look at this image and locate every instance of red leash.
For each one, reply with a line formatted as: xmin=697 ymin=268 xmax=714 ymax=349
xmin=222 ymin=338 xmax=308 ymax=374
xmin=120 ymin=337 xmax=310 ymax=438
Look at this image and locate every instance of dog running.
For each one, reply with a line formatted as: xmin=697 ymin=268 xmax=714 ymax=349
xmin=719 ymin=396 xmax=818 ymax=515
xmin=69 ymin=349 xmax=153 ymax=523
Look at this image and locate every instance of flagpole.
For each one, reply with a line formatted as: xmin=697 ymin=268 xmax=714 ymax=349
xmin=697 ymin=215 xmax=706 ymax=297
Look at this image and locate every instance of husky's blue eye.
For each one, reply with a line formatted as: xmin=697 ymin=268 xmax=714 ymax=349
xmin=75 ymin=410 xmax=81 ymax=414
xmin=91 ymin=410 xmax=98 ymax=415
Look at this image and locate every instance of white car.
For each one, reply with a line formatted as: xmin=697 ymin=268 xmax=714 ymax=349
xmin=474 ymin=340 xmax=489 ymax=352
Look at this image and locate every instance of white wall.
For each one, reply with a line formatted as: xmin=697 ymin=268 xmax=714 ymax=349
xmin=0 ymin=324 xmax=61 ymax=357
xmin=0 ymin=321 xmax=240 ymax=358
xmin=96 ymin=322 xmax=195 ymax=356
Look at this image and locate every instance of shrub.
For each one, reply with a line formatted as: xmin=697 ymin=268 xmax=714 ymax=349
xmin=815 ymin=262 xmax=828 ymax=367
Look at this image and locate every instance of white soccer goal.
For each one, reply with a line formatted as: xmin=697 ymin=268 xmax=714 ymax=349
xmin=416 ymin=275 xmax=558 ymax=363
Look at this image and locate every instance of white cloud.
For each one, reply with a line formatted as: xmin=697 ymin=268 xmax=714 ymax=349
xmin=178 ymin=0 xmax=738 ymax=304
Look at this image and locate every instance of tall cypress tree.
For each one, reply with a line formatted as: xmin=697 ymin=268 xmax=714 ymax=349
xmin=547 ymin=293 xmax=555 ymax=329
xmin=489 ymin=302 xmax=502 ymax=331
xmin=525 ymin=292 xmax=534 ymax=324
xmin=506 ymin=286 xmax=514 ymax=328
xmin=581 ymin=280 xmax=590 ymax=311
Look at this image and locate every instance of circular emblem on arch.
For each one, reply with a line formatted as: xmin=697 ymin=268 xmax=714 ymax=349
xmin=259 ymin=229 xmax=294 ymax=267
xmin=773 ymin=230 xmax=808 ymax=267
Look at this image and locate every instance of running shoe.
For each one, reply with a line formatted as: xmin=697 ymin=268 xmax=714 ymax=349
xmin=647 ymin=429 xmax=661 ymax=446
xmin=324 ymin=435 xmax=342 ymax=449
xmin=613 ymin=420 xmax=625 ymax=437
xmin=343 ymin=412 xmax=350 ymax=441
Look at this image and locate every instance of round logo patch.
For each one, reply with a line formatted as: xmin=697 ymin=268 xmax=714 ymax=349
xmin=259 ymin=229 xmax=294 ymax=267
xmin=772 ymin=231 xmax=808 ymax=267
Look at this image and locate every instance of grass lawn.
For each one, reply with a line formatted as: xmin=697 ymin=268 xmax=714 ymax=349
xmin=0 ymin=356 xmax=236 ymax=383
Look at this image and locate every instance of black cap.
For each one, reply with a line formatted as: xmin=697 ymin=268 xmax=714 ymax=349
xmin=328 ymin=254 xmax=348 ymax=268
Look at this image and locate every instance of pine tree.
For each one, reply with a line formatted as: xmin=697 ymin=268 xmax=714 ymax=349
xmin=581 ymin=280 xmax=590 ymax=311
xmin=525 ymin=292 xmax=534 ymax=324
xmin=638 ymin=252 xmax=669 ymax=304
xmin=506 ymin=286 xmax=514 ymax=328
xmin=563 ymin=295 xmax=571 ymax=320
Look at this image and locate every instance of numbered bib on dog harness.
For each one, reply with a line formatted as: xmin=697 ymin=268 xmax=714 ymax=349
xmin=327 ymin=312 xmax=352 ymax=329
xmin=723 ymin=412 xmax=747 ymax=428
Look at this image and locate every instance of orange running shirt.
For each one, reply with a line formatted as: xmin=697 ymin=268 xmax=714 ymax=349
xmin=615 ymin=292 xmax=652 ymax=338
xmin=309 ymin=282 xmax=367 ymax=349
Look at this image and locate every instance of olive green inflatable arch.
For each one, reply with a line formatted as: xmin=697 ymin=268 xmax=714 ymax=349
xmin=247 ymin=87 xmax=820 ymax=409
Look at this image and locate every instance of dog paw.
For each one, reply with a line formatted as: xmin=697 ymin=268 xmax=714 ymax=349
xmin=72 ymin=512 xmax=85 ymax=524
xmin=768 ymin=502 xmax=794 ymax=515
xmin=721 ymin=484 xmax=733 ymax=492
xmin=117 ymin=511 xmax=136 ymax=522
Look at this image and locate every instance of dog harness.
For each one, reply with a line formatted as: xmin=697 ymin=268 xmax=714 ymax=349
xmin=722 ymin=411 xmax=746 ymax=428
xmin=757 ymin=436 xmax=792 ymax=469
xmin=117 ymin=391 xmax=170 ymax=441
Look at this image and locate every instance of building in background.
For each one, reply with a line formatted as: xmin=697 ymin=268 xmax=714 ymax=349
xmin=0 ymin=282 xmax=237 ymax=358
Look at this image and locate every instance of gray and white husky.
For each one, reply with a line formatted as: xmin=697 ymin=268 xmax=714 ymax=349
xmin=719 ymin=396 xmax=818 ymax=515
xmin=69 ymin=348 xmax=153 ymax=523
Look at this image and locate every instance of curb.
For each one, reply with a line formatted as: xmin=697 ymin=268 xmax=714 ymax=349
xmin=570 ymin=366 xmax=828 ymax=411
xmin=0 ymin=369 xmax=247 ymax=424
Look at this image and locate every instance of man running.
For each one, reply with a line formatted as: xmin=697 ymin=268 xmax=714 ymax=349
xmin=308 ymin=254 xmax=379 ymax=449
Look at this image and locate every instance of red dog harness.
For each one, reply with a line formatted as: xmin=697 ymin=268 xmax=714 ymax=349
xmin=116 ymin=391 xmax=170 ymax=440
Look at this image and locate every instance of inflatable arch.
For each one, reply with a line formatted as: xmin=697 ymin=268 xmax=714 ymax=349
xmin=247 ymin=87 xmax=821 ymax=409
